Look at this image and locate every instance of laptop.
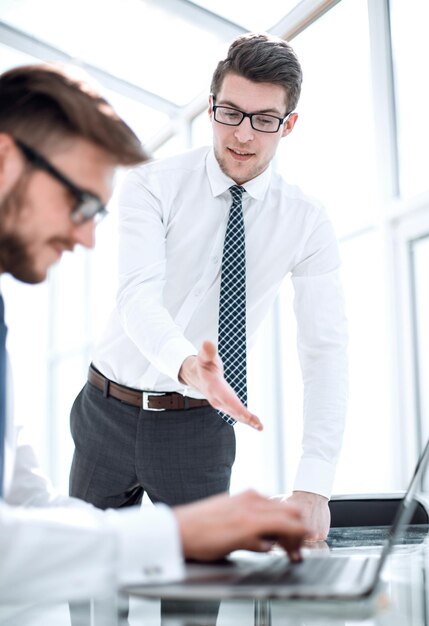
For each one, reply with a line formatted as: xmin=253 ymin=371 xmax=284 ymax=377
xmin=124 ymin=438 xmax=429 ymax=601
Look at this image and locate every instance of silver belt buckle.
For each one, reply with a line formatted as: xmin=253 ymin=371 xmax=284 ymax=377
xmin=142 ymin=391 xmax=166 ymax=411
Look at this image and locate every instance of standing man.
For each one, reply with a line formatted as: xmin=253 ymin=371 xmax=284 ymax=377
xmin=70 ymin=33 xmax=348 ymax=540
xmin=0 ymin=62 xmax=307 ymax=601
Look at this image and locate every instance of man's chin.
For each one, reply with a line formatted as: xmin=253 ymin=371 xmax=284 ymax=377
xmin=216 ymin=151 xmax=260 ymax=185
xmin=0 ymin=234 xmax=49 ymax=284
xmin=8 ymin=259 xmax=49 ymax=284
xmin=12 ymin=268 xmax=47 ymax=284
xmin=219 ymin=161 xmax=250 ymax=185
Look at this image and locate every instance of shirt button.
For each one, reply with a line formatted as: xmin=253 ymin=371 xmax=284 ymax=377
xmin=213 ymin=255 xmax=219 ymax=264
xmin=143 ymin=565 xmax=163 ymax=578
xmin=194 ymin=288 xmax=201 ymax=297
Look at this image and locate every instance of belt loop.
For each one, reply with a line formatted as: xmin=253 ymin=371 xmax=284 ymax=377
xmin=183 ymin=396 xmax=190 ymax=410
xmin=103 ymin=378 xmax=110 ymax=398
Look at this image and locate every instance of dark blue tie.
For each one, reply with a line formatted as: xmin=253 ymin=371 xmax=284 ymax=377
xmin=0 ymin=294 xmax=7 ymax=497
xmin=218 ymin=185 xmax=247 ymax=425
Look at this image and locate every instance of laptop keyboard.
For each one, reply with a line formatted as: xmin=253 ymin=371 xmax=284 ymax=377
xmin=236 ymin=556 xmax=350 ymax=587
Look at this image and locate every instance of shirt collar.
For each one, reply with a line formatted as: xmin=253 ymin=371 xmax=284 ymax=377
xmin=206 ymin=147 xmax=272 ymax=201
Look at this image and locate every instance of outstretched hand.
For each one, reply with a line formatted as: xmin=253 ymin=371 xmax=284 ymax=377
xmin=179 ymin=340 xmax=263 ymax=431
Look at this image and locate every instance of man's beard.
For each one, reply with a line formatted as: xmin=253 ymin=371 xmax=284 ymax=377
xmin=0 ymin=174 xmax=44 ymax=284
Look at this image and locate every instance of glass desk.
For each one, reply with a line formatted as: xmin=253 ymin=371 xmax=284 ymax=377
xmin=1 ymin=526 xmax=429 ymax=626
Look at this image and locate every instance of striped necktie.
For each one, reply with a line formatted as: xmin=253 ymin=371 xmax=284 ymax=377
xmin=0 ymin=294 xmax=7 ymax=497
xmin=218 ymin=185 xmax=247 ymax=425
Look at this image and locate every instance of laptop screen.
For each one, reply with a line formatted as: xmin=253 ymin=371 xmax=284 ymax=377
xmin=375 ymin=436 xmax=429 ymax=578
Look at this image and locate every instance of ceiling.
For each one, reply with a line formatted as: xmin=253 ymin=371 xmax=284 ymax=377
xmin=0 ymin=0 xmax=334 ymax=146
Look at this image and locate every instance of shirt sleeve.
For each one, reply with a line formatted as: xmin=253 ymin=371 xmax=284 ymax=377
xmin=291 ymin=214 xmax=348 ymax=499
xmin=115 ymin=168 xmax=198 ymax=383
xmin=0 ymin=430 xmax=184 ymax=601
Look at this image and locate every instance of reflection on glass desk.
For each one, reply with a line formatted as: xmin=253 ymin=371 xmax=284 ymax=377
xmin=327 ymin=524 xmax=429 ymax=548
xmin=1 ymin=526 xmax=429 ymax=626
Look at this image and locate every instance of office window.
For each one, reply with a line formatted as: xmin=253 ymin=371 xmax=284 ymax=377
xmin=189 ymin=0 xmax=302 ymax=32
xmin=191 ymin=108 xmax=213 ymax=148
xmin=410 ymin=233 xmax=429 ymax=451
xmin=334 ymin=230 xmax=393 ymax=492
xmin=0 ymin=0 xmax=238 ymax=106
xmin=279 ymin=0 xmax=377 ymax=239
xmin=2 ymin=275 xmax=50 ymax=465
xmin=276 ymin=229 xmax=395 ymax=495
xmin=154 ymin=133 xmax=190 ymax=159
xmin=0 ymin=45 xmax=53 ymax=473
xmin=390 ymin=0 xmax=429 ymax=199
xmin=106 ymin=89 xmax=170 ymax=141
xmin=0 ymin=41 xmax=35 ymax=67
xmin=275 ymin=1 xmax=392 ymax=493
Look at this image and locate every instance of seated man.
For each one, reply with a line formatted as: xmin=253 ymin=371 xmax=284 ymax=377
xmin=0 ymin=63 xmax=307 ymax=601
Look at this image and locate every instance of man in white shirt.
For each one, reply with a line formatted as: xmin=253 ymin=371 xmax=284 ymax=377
xmin=0 ymin=63 xmax=307 ymax=601
xmin=70 ymin=33 xmax=348 ymax=542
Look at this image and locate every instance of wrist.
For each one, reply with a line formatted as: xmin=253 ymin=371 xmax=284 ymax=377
xmin=174 ymin=506 xmax=197 ymax=560
xmin=292 ymin=491 xmax=328 ymax=503
xmin=178 ymin=355 xmax=197 ymax=386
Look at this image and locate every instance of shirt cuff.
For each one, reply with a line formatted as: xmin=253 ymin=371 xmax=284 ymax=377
xmin=293 ymin=457 xmax=337 ymax=499
xmin=105 ymin=503 xmax=185 ymax=586
xmin=156 ymin=337 xmax=198 ymax=384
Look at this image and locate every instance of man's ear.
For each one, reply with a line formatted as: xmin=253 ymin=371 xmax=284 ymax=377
xmin=281 ymin=112 xmax=299 ymax=138
xmin=0 ymin=133 xmax=22 ymax=200
xmin=208 ymin=94 xmax=214 ymax=118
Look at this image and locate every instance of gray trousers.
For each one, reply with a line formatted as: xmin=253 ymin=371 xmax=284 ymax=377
xmin=69 ymin=381 xmax=236 ymax=508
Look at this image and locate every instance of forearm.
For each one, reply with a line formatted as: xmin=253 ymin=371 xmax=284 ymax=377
xmin=0 ymin=502 xmax=117 ymax=601
xmin=118 ymin=293 xmax=197 ymax=382
xmin=295 ymin=357 xmax=347 ymax=497
xmin=117 ymin=169 xmax=198 ymax=382
xmin=0 ymin=501 xmax=184 ymax=601
xmin=293 ymin=270 xmax=348 ymax=496
xmin=178 ymin=354 xmax=198 ymax=386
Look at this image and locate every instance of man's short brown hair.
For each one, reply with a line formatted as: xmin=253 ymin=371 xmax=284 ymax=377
xmin=0 ymin=63 xmax=147 ymax=165
xmin=210 ymin=33 xmax=303 ymax=112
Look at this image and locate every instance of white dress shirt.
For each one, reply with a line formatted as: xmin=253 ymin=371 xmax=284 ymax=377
xmin=0 ymin=336 xmax=184 ymax=601
xmin=94 ymin=146 xmax=348 ymax=498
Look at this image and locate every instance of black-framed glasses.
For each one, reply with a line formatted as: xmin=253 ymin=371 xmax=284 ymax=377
xmin=15 ymin=138 xmax=107 ymax=225
xmin=212 ymin=103 xmax=292 ymax=134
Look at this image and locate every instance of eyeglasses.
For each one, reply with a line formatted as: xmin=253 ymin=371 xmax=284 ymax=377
xmin=14 ymin=138 xmax=107 ymax=225
xmin=212 ymin=103 xmax=292 ymax=134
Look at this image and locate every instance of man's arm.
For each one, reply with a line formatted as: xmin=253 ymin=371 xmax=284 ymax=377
xmin=2 ymin=428 xmax=184 ymax=600
xmin=0 ymin=488 xmax=307 ymax=601
xmin=175 ymin=490 xmax=307 ymax=562
xmin=115 ymin=168 xmax=197 ymax=383
xmin=3 ymin=436 xmax=306 ymax=600
xmin=0 ymin=499 xmax=183 ymax=601
xmin=116 ymin=170 xmax=262 ymax=428
xmin=286 ymin=491 xmax=330 ymax=541
xmin=291 ymin=269 xmax=347 ymax=539
xmin=290 ymin=214 xmax=348 ymax=539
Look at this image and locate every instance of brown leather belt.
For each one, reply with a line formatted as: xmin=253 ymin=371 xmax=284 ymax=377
xmin=88 ymin=365 xmax=210 ymax=411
